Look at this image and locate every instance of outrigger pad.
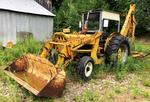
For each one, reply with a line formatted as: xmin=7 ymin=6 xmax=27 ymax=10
xmin=5 ymin=54 xmax=66 ymax=98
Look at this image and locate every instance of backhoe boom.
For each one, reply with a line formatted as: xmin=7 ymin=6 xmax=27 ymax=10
xmin=120 ymin=1 xmax=136 ymax=41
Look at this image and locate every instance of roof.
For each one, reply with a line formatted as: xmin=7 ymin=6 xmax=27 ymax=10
xmin=102 ymin=11 xmax=120 ymax=21
xmin=82 ymin=10 xmax=120 ymax=21
xmin=82 ymin=9 xmax=120 ymax=15
xmin=0 ymin=0 xmax=55 ymax=16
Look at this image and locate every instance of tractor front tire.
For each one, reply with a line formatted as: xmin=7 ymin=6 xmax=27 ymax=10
xmin=77 ymin=56 xmax=94 ymax=80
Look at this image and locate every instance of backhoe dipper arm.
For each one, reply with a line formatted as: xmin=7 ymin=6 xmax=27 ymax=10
xmin=120 ymin=0 xmax=136 ymax=40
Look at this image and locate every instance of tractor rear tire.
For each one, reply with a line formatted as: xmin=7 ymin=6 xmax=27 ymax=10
xmin=105 ymin=35 xmax=130 ymax=67
xmin=77 ymin=56 xmax=94 ymax=80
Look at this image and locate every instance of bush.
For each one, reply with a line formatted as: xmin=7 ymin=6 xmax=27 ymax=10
xmin=0 ymin=37 xmax=42 ymax=65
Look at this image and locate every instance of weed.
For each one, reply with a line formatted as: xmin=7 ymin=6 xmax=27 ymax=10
xmin=0 ymin=37 xmax=42 ymax=65
xmin=135 ymin=41 xmax=150 ymax=52
xmin=92 ymin=64 xmax=108 ymax=79
xmin=113 ymin=87 xmax=123 ymax=94
xmin=0 ymin=95 xmax=13 ymax=102
xmin=142 ymin=91 xmax=150 ymax=100
xmin=108 ymin=90 xmax=116 ymax=99
xmin=66 ymin=62 xmax=85 ymax=83
xmin=130 ymin=87 xmax=142 ymax=97
xmin=142 ymin=79 xmax=150 ymax=87
xmin=114 ymin=55 xmax=148 ymax=81
xmin=75 ymin=90 xmax=100 ymax=102
xmin=130 ymin=86 xmax=150 ymax=100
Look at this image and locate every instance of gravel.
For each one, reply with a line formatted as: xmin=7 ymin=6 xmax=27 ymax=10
xmin=64 ymin=74 xmax=135 ymax=102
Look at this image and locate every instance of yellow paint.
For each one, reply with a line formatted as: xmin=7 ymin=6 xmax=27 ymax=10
xmin=120 ymin=4 xmax=136 ymax=41
xmin=6 ymin=41 xmax=13 ymax=48
xmin=40 ymin=3 xmax=137 ymax=69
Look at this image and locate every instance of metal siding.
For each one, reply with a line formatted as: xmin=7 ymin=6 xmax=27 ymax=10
xmin=0 ymin=11 xmax=16 ymax=46
xmin=0 ymin=10 xmax=53 ymax=46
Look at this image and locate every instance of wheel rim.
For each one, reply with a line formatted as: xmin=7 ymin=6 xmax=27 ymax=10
xmin=118 ymin=44 xmax=128 ymax=63
xmin=84 ymin=62 xmax=93 ymax=77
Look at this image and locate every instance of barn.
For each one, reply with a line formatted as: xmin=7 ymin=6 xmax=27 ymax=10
xmin=0 ymin=0 xmax=55 ymax=46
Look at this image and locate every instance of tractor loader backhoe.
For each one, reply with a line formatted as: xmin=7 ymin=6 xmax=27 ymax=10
xmin=4 ymin=0 xmax=137 ymax=98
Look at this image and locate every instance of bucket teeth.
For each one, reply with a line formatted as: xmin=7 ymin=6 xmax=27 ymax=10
xmin=5 ymin=54 xmax=66 ymax=98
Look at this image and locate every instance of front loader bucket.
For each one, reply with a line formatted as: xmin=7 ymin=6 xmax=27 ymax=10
xmin=4 ymin=54 xmax=66 ymax=98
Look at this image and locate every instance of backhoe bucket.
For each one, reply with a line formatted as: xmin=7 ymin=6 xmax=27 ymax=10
xmin=4 ymin=54 xmax=66 ymax=98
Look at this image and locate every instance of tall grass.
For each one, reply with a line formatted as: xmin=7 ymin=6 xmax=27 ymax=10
xmin=66 ymin=41 xmax=150 ymax=81
xmin=0 ymin=37 xmax=52 ymax=102
xmin=0 ymin=37 xmax=42 ymax=65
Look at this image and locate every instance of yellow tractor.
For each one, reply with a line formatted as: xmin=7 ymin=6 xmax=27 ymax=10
xmin=5 ymin=0 xmax=136 ymax=98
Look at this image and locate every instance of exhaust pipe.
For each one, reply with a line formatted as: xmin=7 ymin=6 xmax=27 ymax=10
xmin=131 ymin=0 xmax=135 ymax=4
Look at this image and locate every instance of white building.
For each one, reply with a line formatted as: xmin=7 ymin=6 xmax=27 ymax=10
xmin=0 ymin=0 xmax=55 ymax=46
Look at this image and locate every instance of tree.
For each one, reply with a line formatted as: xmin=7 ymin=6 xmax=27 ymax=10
xmin=136 ymin=0 xmax=150 ymax=32
xmin=54 ymin=0 xmax=108 ymax=31
xmin=54 ymin=0 xmax=150 ymax=33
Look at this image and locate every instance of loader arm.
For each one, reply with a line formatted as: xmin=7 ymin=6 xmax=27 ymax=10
xmin=120 ymin=1 xmax=136 ymax=41
xmin=40 ymin=32 xmax=103 ymax=68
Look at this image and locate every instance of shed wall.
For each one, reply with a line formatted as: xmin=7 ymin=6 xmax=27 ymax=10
xmin=0 ymin=10 xmax=53 ymax=46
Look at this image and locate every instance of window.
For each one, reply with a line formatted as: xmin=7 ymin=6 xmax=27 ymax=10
xmin=17 ymin=31 xmax=33 ymax=42
xmin=84 ymin=12 xmax=100 ymax=31
xmin=102 ymin=19 xmax=119 ymax=34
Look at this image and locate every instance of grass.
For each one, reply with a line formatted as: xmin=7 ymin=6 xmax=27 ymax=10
xmin=142 ymin=79 xmax=150 ymax=87
xmin=130 ymin=86 xmax=150 ymax=100
xmin=135 ymin=41 xmax=150 ymax=52
xmin=113 ymin=40 xmax=150 ymax=81
xmin=75 ymin=89 xmax=101 ymax=102
xmin=0 ymin=37 xmax=42 ymax=65
xmin=67 ymin=44 xmax=150 ymax=82
xmin=66 ymin=40 xmax=150 ymax=101
xmin=0 ymin=37 xmax=53 ymax=102
xmin=74 ymin=87 xmax=125 ymax=102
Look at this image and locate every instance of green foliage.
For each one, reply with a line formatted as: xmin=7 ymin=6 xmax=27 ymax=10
xmin=54 ymin=0 xmax=150 ymax=33
xmin=142 ymin=79 xmax=150 ymax=87
xmin=54 ymin=0 xmax=108 ymax=31
xmin=109 ymin=0 xmax=150 ymax=32
xmin=142 ymin=91 xmax=150 ymax=100
xmin=130 ymin=86 xmax=150 ymax=100
xmin=107 ymin=0 xmax=130 ymax=13
xmin=0 ymin=37 xmax=42 ymax=65
xmin=130 ymin=86 xmax=142 ymax=97
xmin=92 ymin=64 xmax=108 ymax=79
xmin=135 ymin=41 xmax=150 ymax=52
xmin=75 ymin=90 xmax=100 ymax=102
xmin=139 ymin=66 xmax=150 ymax=87
xmin=136 ymin=0 xmax=150 ymax=31
xmin=0 ymin=95 xmax=13 ymax=102
xmin=67 ymin=48 xmax=149 ymax=81
xmin=115 ymin=56 xmax=148 ymax=80
xmin=0 ymin=37 xmax=44 ymax=101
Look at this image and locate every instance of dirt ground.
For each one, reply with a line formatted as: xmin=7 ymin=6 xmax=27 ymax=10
xmin=0 ymin=68 xmax=150 ymax=102
xmin=62 ymin=73 xmax=150 ymax=102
